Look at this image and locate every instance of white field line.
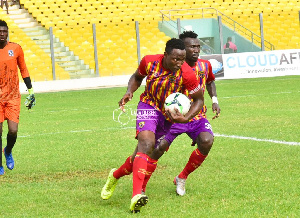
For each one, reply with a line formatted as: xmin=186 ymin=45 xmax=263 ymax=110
xmin=214 ymin=133 xmax=300 ymax=146
xmin=18 ymin=130 xmax=92 ymax=138
xmin=18 ymin=128 xmax=300 ymax=146
xmin=222 ymin=91 xmax=299 ymax=99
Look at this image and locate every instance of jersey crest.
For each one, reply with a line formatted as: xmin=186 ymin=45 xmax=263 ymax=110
xmin=8 ymin=50 xmax=14 ymax=57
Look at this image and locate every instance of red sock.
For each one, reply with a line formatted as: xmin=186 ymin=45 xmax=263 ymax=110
xmin=113 ymin=156 xmax=133 ymax=179
xmin=142 ymin=157 xmax=157 ymax=193
xmin=178 ymin=149 xmax=207 ymax=179
xmin=132 ymin=152 xmax=149 ymax=197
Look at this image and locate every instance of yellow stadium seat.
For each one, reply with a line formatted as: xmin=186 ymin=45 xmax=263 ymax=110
xmin=122 ymin=0 xmax=133 ymax=4
xmin=100 ymin=68 xmax=113 ymax=77
xmin=19 ymin=0 xmax=300 ymax=80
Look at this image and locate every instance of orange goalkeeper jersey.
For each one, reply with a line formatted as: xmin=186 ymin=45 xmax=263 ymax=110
xmin=0 ymin=42 xmax=29 ymax=101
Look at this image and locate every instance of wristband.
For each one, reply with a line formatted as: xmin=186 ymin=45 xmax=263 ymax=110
xmin=212 ymin=96 xmax=218 ymax=104
xmin=28 ymin=88 xmax=34 ymax=95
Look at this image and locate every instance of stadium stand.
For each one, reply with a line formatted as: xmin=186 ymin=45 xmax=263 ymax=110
xmin=0 ymin=8 xmax=69 ymax=81
xmin=1 ymin=0 xmax=299 ymax=80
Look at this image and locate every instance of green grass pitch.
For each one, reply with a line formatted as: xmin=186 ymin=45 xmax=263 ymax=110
xmin=0 ymin=75 xmax=299 ymax=217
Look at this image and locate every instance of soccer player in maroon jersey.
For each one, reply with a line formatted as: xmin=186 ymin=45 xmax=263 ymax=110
xmin=126 ymin=31 xmax=221 ymax=197
xmin=101 ymin=38 xmax=204 ymax=213
xmin=0 ymin=20 xmax=36 ymax=175
xmin=150 ymin=31 xmax=221 ymax=196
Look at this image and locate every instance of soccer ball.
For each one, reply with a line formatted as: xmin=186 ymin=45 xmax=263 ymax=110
xmin=164 ymin=92 xmax=191 ymax=115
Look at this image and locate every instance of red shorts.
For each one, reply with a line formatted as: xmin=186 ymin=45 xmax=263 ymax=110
xmin=0 ymin=99 xmax=21 ymax=123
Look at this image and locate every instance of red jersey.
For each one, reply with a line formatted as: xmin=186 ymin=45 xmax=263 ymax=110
xmin=0 ymin=42 xmax=30 ymax=101
xmin=189 ymin=58 xmax=215 ymax=121
xmin=138 ymin=54 xmax=200 ymax=118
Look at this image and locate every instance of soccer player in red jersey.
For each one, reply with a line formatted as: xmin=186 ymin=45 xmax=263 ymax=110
xmin=101 ymin=38 xmax=204 ymax=213
xmin=0 ymin=20 xmax=36 ymax=175
xmin=123 ymin=31 xmax=221 ymax=196
xmin=150 ymin=31 xmax=221 ymax=196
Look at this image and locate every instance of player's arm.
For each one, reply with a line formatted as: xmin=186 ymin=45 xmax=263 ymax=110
xmin=207 ymin=81 xmax=220 ymax=119
xmin=186 ymin=89 xmax=204 ymax=120
xmin=17 ymin=45 xmax=36 ymax=109
xmin=118 ymin=69 xmax=145 ymax=112
xmin=23 ymin=77 xmax=32 ymax=90
xmin=206 ymin=61 xmax=220 ymax=119
xmin=17 ymin=45 xmax=34 ymax=92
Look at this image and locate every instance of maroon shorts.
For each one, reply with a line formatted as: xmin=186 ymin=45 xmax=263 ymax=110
xmin=164 ymin=118 xmax=214 ymax=145
xmin=136 ymin=101 xmax=172 ymax=147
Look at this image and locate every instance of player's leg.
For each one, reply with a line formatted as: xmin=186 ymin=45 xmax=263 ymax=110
xmin=178 ymin=131 xmax=213 ymax=178
xmin=175 ymin=119 xmax=214 ymax=196
xmin=6 ymin=119 xmax=18 ymax=153
xmin=132 ymin=131 xmax=155 ymax=194
xmin=196 ymin=131 xmax=214 ymax=155
xmin=101 ymin=146 xmax=138 ymax=200
xmin=140 ymin=140 xmax=167 ymax=194
xmin=3 ymin=99 xmax=21 ymax=170
xmin=113 ymin=146 xmax=137 ymax=179
xmin=150 ymin=122 xmax=186 ymax=160
xmin=130 ymin=102 xmax=172 ymax=213
xmin=0 ymin=122 xmax=4 ymax=175
xmin=0 ymin=102 xmax=4 ymax=174
xmin=141 ymin=123 xmax=183 ymax=193
xmin=4 ymin=120 xmax=18 ymax=170
xmin=130 ymin=130 xmax=155 ymax=212
xmin=150 ymin=138 xmax=170 ymax=160
xmin=140 ymin=138 xmax=169 ymax=194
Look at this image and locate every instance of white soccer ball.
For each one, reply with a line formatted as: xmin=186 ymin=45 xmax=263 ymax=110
xmin=164 ymin=92 xmax=191 ymax=115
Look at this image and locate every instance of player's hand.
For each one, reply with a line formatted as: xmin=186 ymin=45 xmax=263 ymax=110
xmin=118 ymin=92 xmax=133 ymax=112
xmin=166 ymin=108 xmax=189 ymax=123
xmin=25 ymin=88 xmax=36 ymax=110
xmin=212 ymin=103 xmax=220 ymax=119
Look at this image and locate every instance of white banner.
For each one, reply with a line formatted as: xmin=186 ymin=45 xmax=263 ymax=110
xmin=222 ymin=49 xmax=300 ymax=79
xmin=21 ymin=50 xmax=300 ymax=93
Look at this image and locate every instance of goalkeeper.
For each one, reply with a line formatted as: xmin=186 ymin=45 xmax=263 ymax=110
xmin=0 ymin=20 xmax=36 ymax=175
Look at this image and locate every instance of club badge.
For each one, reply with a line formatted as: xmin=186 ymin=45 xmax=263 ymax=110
xmin=139 ymin=122 xmax=145 ymax=128
xmin=169 ymin=75 xmax=176 ymax=83
xmin=8 ymin=50 xmax=14 ymax=57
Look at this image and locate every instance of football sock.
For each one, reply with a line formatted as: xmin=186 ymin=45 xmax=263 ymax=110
xmin=178 ymin=148 xmax=207 ymax=179
xmin=5 ymin=133 xmax=17 ymax=154
xmin=113 ymin=156 xmax=133 ymax=179
xmin=142 ymin=157 xmax=157 ymax=192
xmin=132 ymin=152 xmax=149 ymax=197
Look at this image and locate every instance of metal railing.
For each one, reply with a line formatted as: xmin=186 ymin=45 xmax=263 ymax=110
xmin=160 ymin=8 xmax=275 ymax=51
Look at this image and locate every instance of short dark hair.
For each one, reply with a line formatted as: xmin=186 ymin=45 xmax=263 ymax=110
xmin=165 ymin=38 xmax=185 ymax=54
xmin=0 ymin=20 xmax=8 ymax=28
xmin=179 ymin=31 xmax=198 ymax=40
xmin=227 ymin=37 xmax=232 ymax=42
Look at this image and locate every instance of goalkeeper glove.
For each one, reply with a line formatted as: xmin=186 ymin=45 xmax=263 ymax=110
xmin=25 ymin=88 xmax=36 ymax=110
